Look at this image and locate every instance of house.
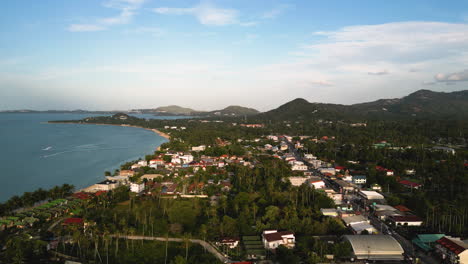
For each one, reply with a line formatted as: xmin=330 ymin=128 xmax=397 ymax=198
xmin=138 ymin=160 xmax=148 ymax=166
xmin=388 ymin=215 xmax=423 ymax=226
xmin=319 ymin=168 xmax=336 ymax=176
xmin=399 ymin=180 xmax=422 ymax=189
xmin=191 ymin=145 xmax=206 ymax=152
xmin=352 ymin=175 xmax=367 ymax=185
xmin=412 ymin=234 xmax=446 ymax=252
xmin=435 ymin=236 xmax=468 ymax=264
xmin=386 ymin=170 xmax=394 ymax=176
xmin=291 ymin=163 xmax=308 ymax=171
xmin=358 ymin=190 xmax=384 ymax=201
xmin=130 ymin=182 xmax=145 ymax=193
xmin=371 ymin=183 xmax=382 ymax=191
xmin=262 ymin=230 xmax=295 ymax=250
xmin=94 ymin=180 xmax=119 ymax=191
xmin=217 ymin=238 xmax=240 ymax=249
xmin=342 ymin=215 xmax=376 ymax=234
xmin=320 ymin=208 xmax=338 ymax=217
xmin=288 ymin=177 xmax=310 ymax=186
xmin=149 ymin=159 xmax=165 ymax=165
xmin=432 ymin=146 xmax=456 ymax=155
xmin=120 ymin=170 xmax=135 ymax=177
xmin=308 ymin=177 xmax=326 ymax=189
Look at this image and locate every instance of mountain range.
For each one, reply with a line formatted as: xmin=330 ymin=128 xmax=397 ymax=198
xmin=134 ymin=105 xmax=260 ymax=117
xmin=2 ymin=89 xmax=467 ymax=120
xmin=258 ymin=89 xmax=468 ymax=120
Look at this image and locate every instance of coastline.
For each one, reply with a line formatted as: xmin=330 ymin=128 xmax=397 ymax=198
xmin=47 ymin=121 xmax=170 ymax=139
xmin=47 ymin=121 xmax=170 ymax=193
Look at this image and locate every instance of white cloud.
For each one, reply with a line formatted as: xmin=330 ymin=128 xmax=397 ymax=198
xmin=67 ymin=0 xmax=145 ymax=32
xmin=68 ymin=24 xmax=106 ymax=32
xmin=153 ymin=2 xmax=239 ymax=26
xmin=434 ymin=69 xmax=468 ymax=82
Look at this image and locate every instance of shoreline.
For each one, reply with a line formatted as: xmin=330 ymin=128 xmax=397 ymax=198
xmin=48 ymin=121 xmax=170 ymax=139
xmin=47 ymin=121 xmax=170 ymax=193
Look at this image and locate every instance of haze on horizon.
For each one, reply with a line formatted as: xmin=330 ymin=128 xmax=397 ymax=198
xmin=1 ymin=0 xmax=468 ymax=112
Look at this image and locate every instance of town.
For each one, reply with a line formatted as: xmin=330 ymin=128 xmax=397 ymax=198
xmin=0 ymin=113 xmax=466 ymax=264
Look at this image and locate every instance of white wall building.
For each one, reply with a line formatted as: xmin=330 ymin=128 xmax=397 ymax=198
xmin=130 ymin=182 xmax=145 ymax=193
xmin=262 ymin=230 xmax=295 ymax=250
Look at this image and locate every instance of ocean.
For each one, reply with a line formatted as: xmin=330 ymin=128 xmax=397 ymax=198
xmin=0 ymin=113 xmax=177 ymax=202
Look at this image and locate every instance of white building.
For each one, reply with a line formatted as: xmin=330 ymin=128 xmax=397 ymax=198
xmin=344 ymin=235 xmax=404 ymax=261
xmin=138 ymin=160 xmax=148 ymax=166
xmin=288 ymin=177 xmax=310 ymax=186
xmin=262 ymin=230 xmax=295 ymax=250
xmin=358 ymin=190 xmax=384 ymax=200
xmin=319 ymin=167 xmax=336 ymax=176
xmin=308 ymin=177 xmax=325 ymax=189
xmin=191 ymin=145 xmax=206 ymax=152
xmin=130 ymin=182 xmax=145 ymax=193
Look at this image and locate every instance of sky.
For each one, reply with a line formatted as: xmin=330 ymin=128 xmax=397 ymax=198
xmin=1 ymin=0 xmax=468 ymax=111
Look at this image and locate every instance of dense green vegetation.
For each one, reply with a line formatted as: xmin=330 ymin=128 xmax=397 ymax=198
xmin=0 ymin=184 xmax=75 ymax=216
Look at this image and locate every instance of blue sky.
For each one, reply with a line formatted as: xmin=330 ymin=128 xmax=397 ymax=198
xmin=1 ymin=0 xmax=468 ymax=111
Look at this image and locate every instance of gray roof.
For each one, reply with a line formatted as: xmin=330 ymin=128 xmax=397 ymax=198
xmin=344 ymin=235 xmax=404 ymax=260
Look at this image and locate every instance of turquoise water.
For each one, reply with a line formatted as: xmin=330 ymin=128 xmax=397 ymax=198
xmin=0 ymin=113 xmax=174 ymax=201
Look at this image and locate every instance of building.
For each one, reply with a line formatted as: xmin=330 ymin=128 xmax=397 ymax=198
xmin=399 ymin=180 xmax=422 ymax=190
xmin=412 ymin=234 xmax=446 ymax=252
xmin=217 ymin=238 xmax=240 ymax=249
xmin=352 ymin=175 xmax=367 ymax=185
xmin=371 ymin=184 xmax=382 ymax=191
xmin=388 ymin=215 xmax=423 ymax=226
xmin=319 ymin=167 xmax=336 ymax=176
xmin=120 ymin=170 xmax=135 ymax=177
xmin=262 ymin=230 xmax=295 ymax=250
xmin=191 ymin=145 xmax=206 ymax=152
xmin=358 ymin=190 xmax=384 ymax=200
xmin=308 ymin=177 xmax=326 ymax=189
xmin=291 ymin=162 xmax=308 ymax=171
xmin=288 ymin=177 xmax=310 ymax=187
xmin=320 ymin=208 xmax=338 ymax=217
xmin=94 ymin=180 xmax=119 ymax=191
xmin=130 ymin=182 xmax=145 ymax=193
xmin=435 ymin=236 xmax=468 ymax=264
xmin=344 ymin=235 xmax=404 ymax=261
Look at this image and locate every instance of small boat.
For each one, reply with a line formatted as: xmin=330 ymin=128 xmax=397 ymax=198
xmin=43 ymin=146 xmax=52 ymax=151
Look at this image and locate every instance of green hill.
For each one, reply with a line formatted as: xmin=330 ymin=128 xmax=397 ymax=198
xmin=258 ymin=89 xmax=468 ymax=120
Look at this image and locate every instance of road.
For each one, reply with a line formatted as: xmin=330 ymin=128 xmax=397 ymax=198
xmin=111 ymin=234 xmax=231 ymax=263
xmin=284 ymin=138 xmax=439 ymax=264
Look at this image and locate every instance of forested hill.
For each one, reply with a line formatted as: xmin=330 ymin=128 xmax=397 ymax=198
xmin=135 ymin=105 xmax=260 ymax=117
xmin=257 ymin=89 xmax=468 ymax=121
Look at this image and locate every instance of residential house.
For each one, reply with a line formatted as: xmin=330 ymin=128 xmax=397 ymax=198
xmin=399 ymin=180 xmax=422 ymax=190
xmin=320 ymin=208 xmax=338 ymax=217
xmin=288 ymin=177 xmax=310 ymax=186
xmin=217 ymin=238 xmax=240 ymax=249
xmin=130 ymin=182 xmax=145 ymax=193
xmin=308 ymin=177 xmax=325 ymax=189
xmin=388 ymin=215 xmax=423 ymax=227
xmin=435 ymin=236 xmax=468 ymax=264
xmin=352 ymin=175 xmax=367 ymax=185
xmin=192 ymin=145 xmax=206 ymax=152
xmin=262 ymin=230 xmax=295 ymax=250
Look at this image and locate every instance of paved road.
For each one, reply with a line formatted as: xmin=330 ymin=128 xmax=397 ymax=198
xmin=111 ymin=235 xmax=230 ymax=263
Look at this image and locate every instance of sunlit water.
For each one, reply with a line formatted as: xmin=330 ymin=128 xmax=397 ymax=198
xmin=0 ymin=113 xmax=179 ymax=201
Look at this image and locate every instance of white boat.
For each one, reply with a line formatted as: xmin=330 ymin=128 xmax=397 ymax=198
xmin=42 ymin=146 xmax=52 ymax=151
